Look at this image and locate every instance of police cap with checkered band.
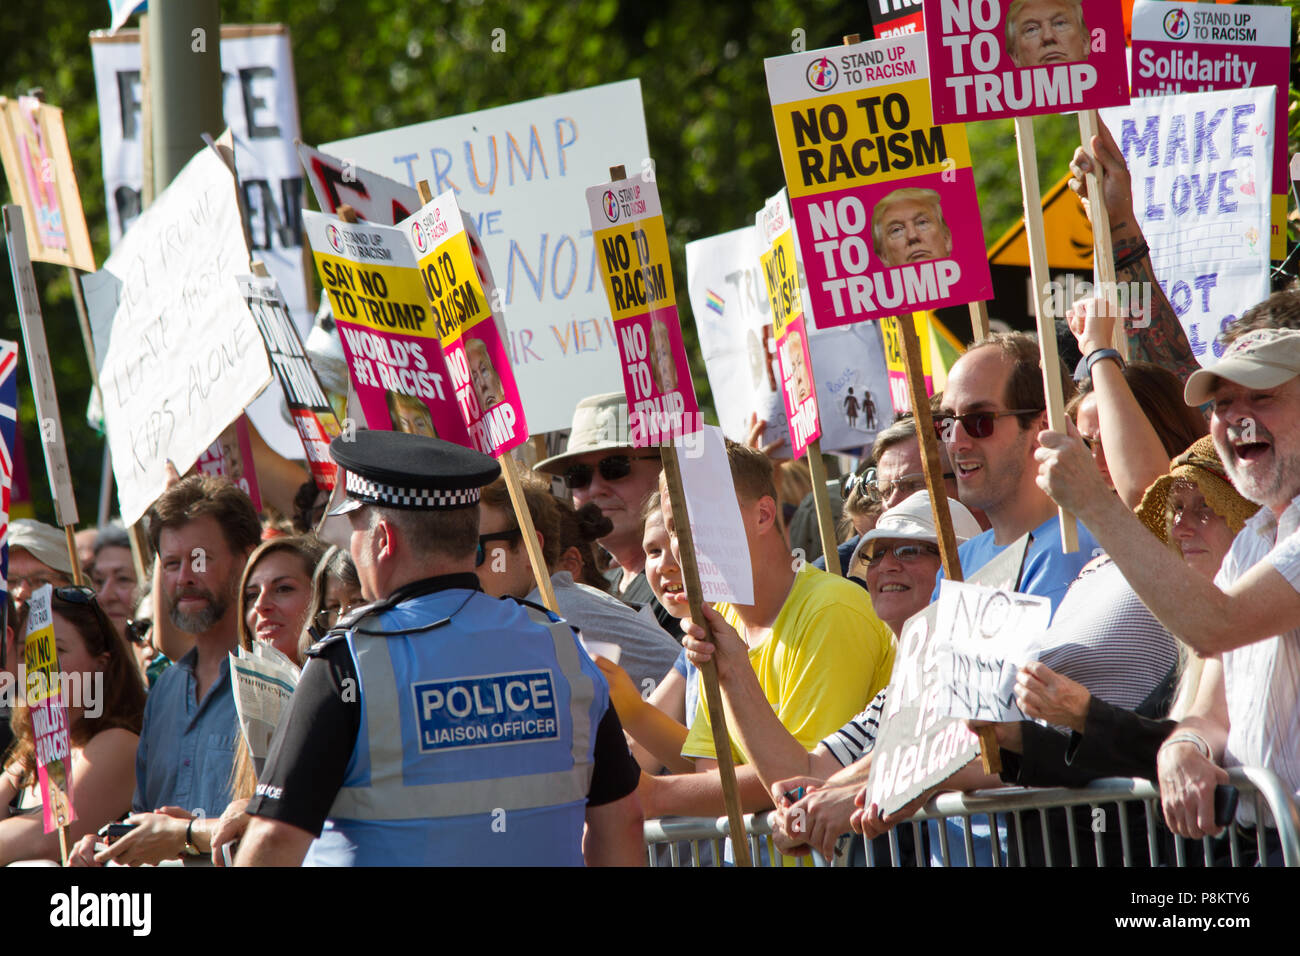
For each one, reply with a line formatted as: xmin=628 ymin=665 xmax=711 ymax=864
xmin=327 ymin=430 xmax=500 ymax=515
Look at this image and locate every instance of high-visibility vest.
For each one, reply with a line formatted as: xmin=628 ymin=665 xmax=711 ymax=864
xmin=303 ymin=586 xmax=605 ymax=866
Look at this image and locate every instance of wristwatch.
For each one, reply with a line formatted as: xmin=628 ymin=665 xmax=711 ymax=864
xmin=183 ymin=817 xmax=201 ymax=856
xmin=1073 ymin=347 xmax=1124 ymax=384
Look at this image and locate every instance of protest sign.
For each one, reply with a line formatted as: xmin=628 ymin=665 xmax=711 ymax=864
xmin=1131 ymin=0 xmax=1291 ymax=261
xmin=82 ymin=143 xmax=271 ymax=526
xmin=765 ymin=33 xmax=992 ymax=326
xmin=400 ymin=190 xmax=529 ymax=457
xmin=0 ymin=340 xmax=16 ymax=579
xmin=303 ymin=210 xmax=470 ymax=446
xmin=757 ymin=190 xmax=821 ymax=459
xmin=239 ymin=274 xmax=343 ymax=491
xmin=932 ymin=579 xmax=1051 ymax=722
xmin=196 ymin=416 xmax=263 ymax=510
xmin=685 ymin=227 xmax=890 ymax=454
xmin=4 ymin=205 xmax=79 ymax=529
xmin=674 ymin=425 xmax=755 ymax=605
xmin=869 ymin=0 xmax=925 ymax=37
xmin=1100 ymin=86 xmax=1273 ymax=365
xmin=923 ymin=0 xmax=1129 ymax=123
xmin=586 ymin=174 xmax=701 ymax=446
xmin=867 ymin=535 xmax=1029 ymax=815
xmin=324 ymin=80 xmax=650 ymax=434
xmin=299 ymin=142 xmax=419 ymax=226
xmin=880 ymin=313 xmax=936 ymax=413
xmin=0 ymin=97 xmax=94 ymax=272
xmin=23 ymin=586 xmax=75 ymax=837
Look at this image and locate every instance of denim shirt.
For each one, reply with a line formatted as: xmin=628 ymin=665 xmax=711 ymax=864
xmin=133 ymin=646 xmax=239 ymax=815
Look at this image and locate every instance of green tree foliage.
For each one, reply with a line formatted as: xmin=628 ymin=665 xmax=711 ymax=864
xmin=2 ymin=0 xmax=1297 ymax=522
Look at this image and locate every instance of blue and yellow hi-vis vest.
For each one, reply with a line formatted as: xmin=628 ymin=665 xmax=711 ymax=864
xmin=303 ymin=584 xmax=607 ymax=866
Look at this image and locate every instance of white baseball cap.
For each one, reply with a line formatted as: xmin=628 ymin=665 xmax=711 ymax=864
xmin=1184 ymin=328 xmax=1300 ymax=406
xmin=848 ymin=490 xmax=980 ymax=570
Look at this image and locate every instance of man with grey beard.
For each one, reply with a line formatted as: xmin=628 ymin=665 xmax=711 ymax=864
xmin=68 ymin=476 xmax=261 ymax=867
xmin=1037 ymin=296 xmax=1300 ymax=862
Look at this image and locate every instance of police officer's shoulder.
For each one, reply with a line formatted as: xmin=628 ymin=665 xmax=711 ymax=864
xmin=501 ymin=594 xmax=579 ymax=637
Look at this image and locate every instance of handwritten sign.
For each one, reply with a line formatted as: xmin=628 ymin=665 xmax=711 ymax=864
xmin=1131 ymin=0 xmax=1292 ymax=261
xmin=81 ymin=141 xmax=271 ymax=525
xmin=923 ymin=0 xmax=1129 ymax=123
xmin=685 ymin=227 xmax=891 ymax=454
xmin=298 ymin=142 xmax=419 ymax=226
xmin=868 ymin=535 xmax=1029 ymax=815
xmin=932 ymin=580 xmax=1051 ymax=722
xmin=23 ymin=586 xmax=75 ymax=833
xmin=586 ymin=174 xmax=701 ymax=447
xmin=303 ymin=211 xmax=469 ymax=445
xmin=674 ymin=425 xmax=754 ymax=605
xmin=0 ymin=97 xmax=94 ymax=271
xmin=4 ymin=205 xmax=78 ymax=527
xmin=323 ymin=80 xmax=650 ymax=434
xmin=1100 ymin=86 xmax=1273 ymax=365
xmin=757 ymin=190 xmax=822 ymax=459
xmin=239 ymin=274 xmax=342 ymax=490
xmin=400 ymin=191 xmax=529 ymax=456
xmin=765 ymin=33 xmax=991 ymax=326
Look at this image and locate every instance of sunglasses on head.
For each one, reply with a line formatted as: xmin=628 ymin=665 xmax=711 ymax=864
xmin=51 ymin=584 xmax=98 ymax=606
xmin=476 ymin=528 xmax=523 ymax=567
xmin=934 ymin=408 xmax=1043 ymax=441
xmin=562 ymin=454 xmax=659 ymax=490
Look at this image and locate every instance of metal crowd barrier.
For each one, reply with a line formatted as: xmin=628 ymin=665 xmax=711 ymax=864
xmin=644 ymin=768 xmax=1300 ymax=867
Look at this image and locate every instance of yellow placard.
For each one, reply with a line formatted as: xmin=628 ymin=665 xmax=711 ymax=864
xmin=880 ymin=313 xmax=933 ymax=379
xmin=414 ymin=237 xmax=488 ymax=346
xmin=23 ymin=617 xmax=57 ymax=706
xmin=592 ymin=216 xmax=675 ymax=323
xmin=772 ymin=80 xmax=973 ymax=200
xmin=312 ymin=253 xmax=435 ymax=339
xmin=761 ymin=229 xmax=803 ymax=339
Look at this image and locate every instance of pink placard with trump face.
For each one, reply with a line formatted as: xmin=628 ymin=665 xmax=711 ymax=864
xmin=923 ymin=0 xmax=1129 ymax=123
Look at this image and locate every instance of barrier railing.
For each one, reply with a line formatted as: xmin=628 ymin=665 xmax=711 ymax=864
xmin=644 ymin=768 xmax=1300 ymax=867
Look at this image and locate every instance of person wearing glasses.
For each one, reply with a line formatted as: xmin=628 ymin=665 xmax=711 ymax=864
xmin=7 ymin=519 xmax=74 ymax=613
xmin=536 ymin=392 xmax=674 ymax=634
xmin=235 ymin=430 xmax=645 ymax=866
xmin=0 ymin=586 xmax=146 ymax=865
xmin=475 ymin=471 xmax=680 ymax=695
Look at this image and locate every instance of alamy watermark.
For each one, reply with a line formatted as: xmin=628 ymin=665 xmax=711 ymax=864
xmin=0 ymin=668 xmax=104 ymax=718
xmin=1043 ymin=275 xmax=1153 ymax=329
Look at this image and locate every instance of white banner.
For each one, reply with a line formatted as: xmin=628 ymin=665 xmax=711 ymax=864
xmin=685 ymin=226 xmax=890 ymax=454
xmin=82 ymin=143 xmax=271 ymax=525
xmin=675 ymin=425 xmax=754 ymax=606
xmin=1101 ymin=86 xmax=1273 ymax=365
xmin=90 ymin=26 xmax=310 ymax=459
xmin=322 ymin=79 xmax=650 ymax=434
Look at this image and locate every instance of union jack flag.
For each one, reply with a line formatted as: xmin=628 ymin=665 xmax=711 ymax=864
xmin=0 ymin=340 xmax=17 ymax=593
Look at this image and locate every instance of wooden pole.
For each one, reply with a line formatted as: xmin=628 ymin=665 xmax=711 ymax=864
xmin=606 ymin=163 xmax=749 ymax=864
xmin=805 ymin=440 xmax=839 ymax=575
xmin=410 ymin=181 xmax=558 ymax=611
xmin=1014 ymin=116 xmax=1078 ymax=554
xmin=968 ymin=301 xmax=990 ymax=343
xmin=1078 ymin=110 xmax=1127 ymax=360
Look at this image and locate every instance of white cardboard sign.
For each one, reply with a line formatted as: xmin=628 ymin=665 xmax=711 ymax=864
xmin=675 ymin=425 xmax=754 ymax=606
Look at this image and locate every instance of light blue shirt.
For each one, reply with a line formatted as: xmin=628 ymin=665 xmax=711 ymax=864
xmin=133 ymin=647 xmax=239 ymax=815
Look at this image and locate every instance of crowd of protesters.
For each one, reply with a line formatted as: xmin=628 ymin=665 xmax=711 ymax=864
xmin=3 ymin=122 xmax=1300 ymax=867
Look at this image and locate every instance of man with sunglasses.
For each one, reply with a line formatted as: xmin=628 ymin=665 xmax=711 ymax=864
xmin=537 ymin=392 xmax=675 ymax=635
xmin=236 ymin=431 xmax=644 ymax=866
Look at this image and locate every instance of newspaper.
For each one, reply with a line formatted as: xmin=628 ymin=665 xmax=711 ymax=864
xmin=229 ymin=643 xmax=301 ymax=776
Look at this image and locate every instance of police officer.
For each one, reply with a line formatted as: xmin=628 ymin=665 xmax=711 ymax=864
xmin=236 ymin=431 xmax=645 ymax=866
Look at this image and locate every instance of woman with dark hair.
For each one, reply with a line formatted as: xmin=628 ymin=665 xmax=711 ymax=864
xmin=0 ymin=587 xmax=146 ymax=864
xmin=554 ymin=499 xmax=615 ymax=593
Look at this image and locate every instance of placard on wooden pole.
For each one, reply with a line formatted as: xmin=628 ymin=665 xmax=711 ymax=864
xmin=1078 ymin=110 xmax=1128 ymax=361
xmin=609 ymin=163 xmax=751 ymax=865
xmin=1014 ymin=116 xmax=1078 ymax=554
xmin=410 ymin=182 xmax=558 ymax=613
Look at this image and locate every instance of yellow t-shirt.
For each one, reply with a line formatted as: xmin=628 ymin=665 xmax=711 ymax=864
xmin=681 ymin=563 xmax=896 ymax=762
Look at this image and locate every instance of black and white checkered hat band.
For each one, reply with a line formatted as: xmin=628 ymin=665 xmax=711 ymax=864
xmin=344 ymin=470 xmax=480 ymax=509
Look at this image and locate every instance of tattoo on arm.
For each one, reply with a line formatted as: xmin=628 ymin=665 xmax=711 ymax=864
xmin=1111 ymin=227 xmax=1198 ymax=382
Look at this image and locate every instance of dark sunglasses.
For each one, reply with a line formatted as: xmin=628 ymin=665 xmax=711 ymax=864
xmin=124 ymin=618 xmax=153 ymax=646
xmin=934 ymin=408 xmax=1043 ymax=441
xmin=862 ymin=542 xmax=940 ymax=568
xmin=562 ymin=454 xmax=659 ymax=490
xmin=476 ymin=528 xmax=523 ymax=567
xmin=51 ymin=585 xmax=99 ymax=606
